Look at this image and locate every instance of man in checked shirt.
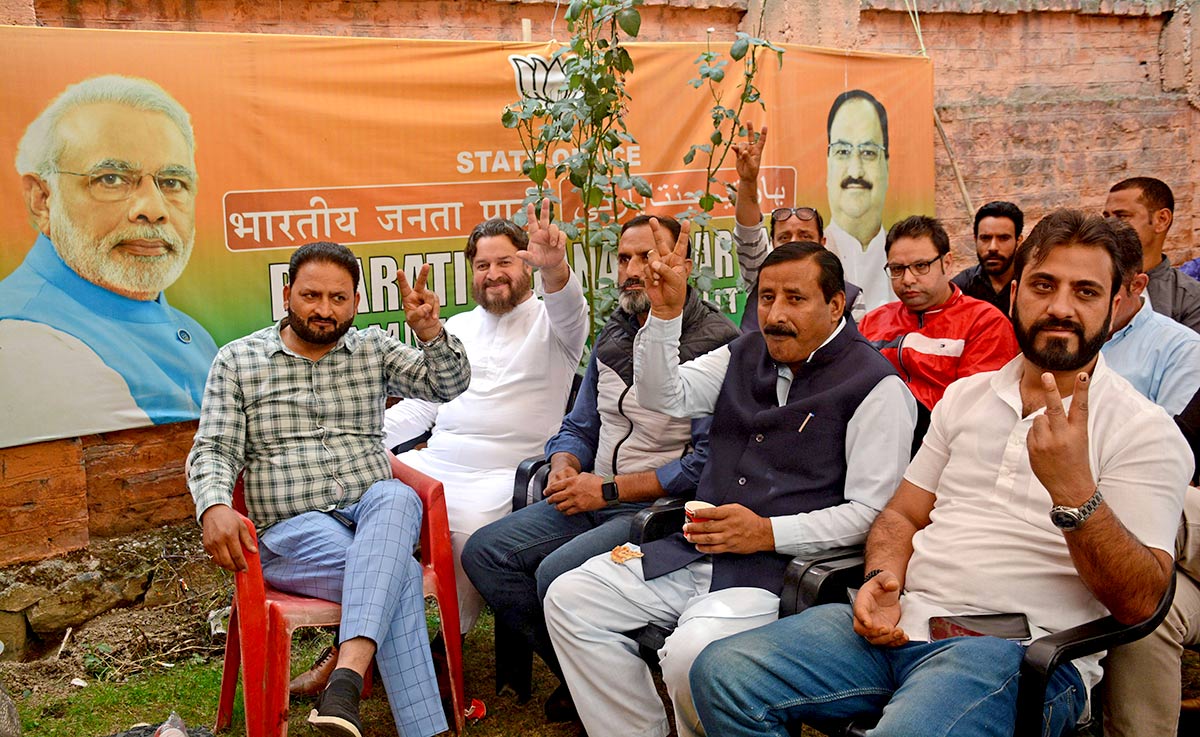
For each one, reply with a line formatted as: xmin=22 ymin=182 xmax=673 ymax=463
xmin=187 ymin=241 xmax=470 ymax=737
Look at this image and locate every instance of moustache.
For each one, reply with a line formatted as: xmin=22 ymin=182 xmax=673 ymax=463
xmin=840 ymin=176 xmax=872 ymax=191
xmin=619 ymin=277 xmax=644 ymax=291
xmin=107 ymin=225 xmax=182 ymax=253
xmin=1031 ymin=318 xmax=1084 ymax=337
xmin=762 ymin=324 xmax=797 ymax=337
xmin=483 ymin=277 xmax=512 ymax=287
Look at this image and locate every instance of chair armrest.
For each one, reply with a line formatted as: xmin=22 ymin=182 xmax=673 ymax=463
xmin=1014 ymin=572 xmax=1177 ymax=737
xmin=780 ymin=550 xmax=865 ymax=617
xmin=513 ymin=455 xmax=550 ymax=511
xmin=631 ymin=498 xmax=687 ymax=544
xmin=391 ymin=430 xmax=433 ymax=456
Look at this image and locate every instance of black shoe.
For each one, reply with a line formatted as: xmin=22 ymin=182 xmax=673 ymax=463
xmin=307 ymin=669 xmax=364 ymax=737
xmin=544 ymin=682 xmax=579 ymax=723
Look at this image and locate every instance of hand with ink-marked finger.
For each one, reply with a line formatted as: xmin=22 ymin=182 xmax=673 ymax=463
xmin=1028 ymin=371 xmax=1096 ymax=507
xmin=399 ymin=263 xmax=443 ymax=342
xmin=645 ymin=217 xmax=691 ymax=320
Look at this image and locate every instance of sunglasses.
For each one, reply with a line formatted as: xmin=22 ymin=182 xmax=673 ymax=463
xmin=771 ymin=207 xmax=820 ymax=223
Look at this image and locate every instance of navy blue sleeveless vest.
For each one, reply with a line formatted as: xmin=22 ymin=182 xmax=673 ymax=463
xmin=640 ymin=321 xmax=898 ymax=594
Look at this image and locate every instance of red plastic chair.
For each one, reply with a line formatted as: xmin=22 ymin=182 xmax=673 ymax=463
xmin=214 ymin=454 xmax=471 ymax=736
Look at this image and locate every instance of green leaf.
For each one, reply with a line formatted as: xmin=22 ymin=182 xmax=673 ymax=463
xmin=699 ymin=193 xmax=716 ymax=212
xmin=730 ymin=38 xmax=749 ymax=61
xmin=586 ymin=186 xmax=605 ymax=208
xmin=710 ymin=68 xmax=725 ymax=83
xmin=566 ymin=0 xmax=585 ymax=23
xmin=632 ymin=177 xmax=653 ymax=197
xmin=710 ymin=130 xmax=723 ymax=146
xmin=501 ymin=110 xmax=518 ymax=128
xmin=530 ymin=163 xmax=548 ymax=186
xmin=683 ymin=147 xmax=697 ymax=165
xmin=616 ymin=8 xmax=641 ymax=37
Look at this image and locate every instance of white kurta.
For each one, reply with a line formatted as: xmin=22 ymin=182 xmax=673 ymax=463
xmin=825 ymin=222 xmax=894 ymax=316
xmin=383 ymin=274 xmax=589 ymax=630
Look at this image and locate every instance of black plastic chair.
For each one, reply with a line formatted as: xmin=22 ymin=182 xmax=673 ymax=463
xmin=780 ymin=551 xmax=1178 ymax=737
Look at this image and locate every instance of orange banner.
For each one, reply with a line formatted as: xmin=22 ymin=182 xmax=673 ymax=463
xmin=0 ymin=26 xmax=934 ymax=447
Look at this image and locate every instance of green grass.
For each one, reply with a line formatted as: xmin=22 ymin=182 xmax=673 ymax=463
xmin=14 ymin=608 xmax=1200 ymax=736
xmin=14 ymin=612 xmax=584 ymax=737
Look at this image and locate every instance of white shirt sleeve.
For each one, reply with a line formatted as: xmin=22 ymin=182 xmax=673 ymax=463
xmin=542 ymin=269 xmax=590 ymax=364
xmin=733 ymin=221 xmax=770 ymax=292
xmin=633 ymin=312 xmax=730 ymax=418
xmin=382 ymin=397 xmax=439 ymax=449
xmin=771 ymin=375 xmax=918 ymax=555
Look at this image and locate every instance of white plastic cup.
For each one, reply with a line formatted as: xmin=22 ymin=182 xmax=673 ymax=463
xmin=683 ymin=500 xmax=716 ymax=542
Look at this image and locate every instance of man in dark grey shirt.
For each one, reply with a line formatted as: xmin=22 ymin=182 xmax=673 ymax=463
xmin=1104 ymin=177 xmax=1200 ymax=333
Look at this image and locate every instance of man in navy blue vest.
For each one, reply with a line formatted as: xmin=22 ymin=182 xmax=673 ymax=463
xmin=543 ymin=232 xmax=917 ymax=737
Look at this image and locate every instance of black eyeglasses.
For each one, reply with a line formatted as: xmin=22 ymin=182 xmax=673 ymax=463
xmin=771 ymin=207 xmax=819 ymax=223
xmin=884 ymin=255 xmax=945 ymax=280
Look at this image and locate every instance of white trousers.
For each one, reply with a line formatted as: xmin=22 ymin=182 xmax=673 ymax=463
xmin=544 ymin=547 xmax=779 ymax=737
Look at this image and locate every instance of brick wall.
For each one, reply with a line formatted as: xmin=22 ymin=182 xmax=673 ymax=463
xmin=2 ymin=0 xmax=1197 ymax=566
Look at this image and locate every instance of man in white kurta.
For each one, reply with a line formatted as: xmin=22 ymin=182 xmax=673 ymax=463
xmin=384 ymin=210 xmax=588 ymax=633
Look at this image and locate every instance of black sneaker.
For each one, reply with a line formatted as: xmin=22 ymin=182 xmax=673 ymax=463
xmin=307 ymin=669 xmax=363 ymax=737
xmin=544 ymin=682 xmax=579 ymax=723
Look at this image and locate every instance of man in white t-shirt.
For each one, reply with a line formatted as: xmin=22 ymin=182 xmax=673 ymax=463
xmin=691 ymin=209 xmax=1192 ymax=737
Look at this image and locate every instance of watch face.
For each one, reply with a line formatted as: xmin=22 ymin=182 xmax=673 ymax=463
xmin=1051 ymin=509 xmax=1080 ymax=531
xmin=601 ymin=482 xmax=619 ymax=502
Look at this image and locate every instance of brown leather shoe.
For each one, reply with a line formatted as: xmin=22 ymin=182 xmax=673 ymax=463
xmin=290 ymin=644 xmax=338 ymax=697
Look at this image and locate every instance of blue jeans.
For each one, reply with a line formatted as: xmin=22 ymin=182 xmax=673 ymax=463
xmin=690 ymin=604 xmax=1085 ymax=737
xmin=461 ymin=498 xmax=645 ymax=676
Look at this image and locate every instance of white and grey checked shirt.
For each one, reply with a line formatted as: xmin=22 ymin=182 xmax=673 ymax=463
xmin=188 ymin=322 xmax=469 ymax=529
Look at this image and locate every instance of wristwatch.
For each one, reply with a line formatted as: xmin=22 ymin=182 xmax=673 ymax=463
xmin=1050 ymin=488 xmax=1104 ymax=532
xmin=601 ymin=476 xmax=620 ymax=507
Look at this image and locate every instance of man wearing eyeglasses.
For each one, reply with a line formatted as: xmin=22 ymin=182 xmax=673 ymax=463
xmin=825 ymin=89 xmax=895 ymax=315
xmin=731 ymin=124 xmax=864 ymax=327
xmin=859 ymin=215 xmax=1018 ymax=449
xmin=0 ymin=75 xmax=217 ymax=447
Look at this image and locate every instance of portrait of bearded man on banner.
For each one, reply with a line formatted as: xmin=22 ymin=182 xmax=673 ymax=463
xmin=0 ymin=74 xmax=217 ymax=448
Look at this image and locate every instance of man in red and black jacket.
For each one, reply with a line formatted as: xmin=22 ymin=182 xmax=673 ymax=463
xmin=860 ymin=215 xmax=1019 ymax=451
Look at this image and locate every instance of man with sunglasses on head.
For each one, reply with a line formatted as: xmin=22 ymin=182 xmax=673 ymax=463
xmin=859 ymin=215 xmax=1018 ymax=449
xmin=0 ymin=75 xmax=217 ymax=447
xmin=732 ymin=124 xmax=863 ymax=328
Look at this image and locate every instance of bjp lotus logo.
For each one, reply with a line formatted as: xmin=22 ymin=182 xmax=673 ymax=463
xmin=508 ymin=54 xmax=576 ymax=102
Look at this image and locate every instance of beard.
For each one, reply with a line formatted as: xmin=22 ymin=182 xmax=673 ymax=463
xmin=49 ymin=193 xmax=192 ymax=300
xmin=981 ymin=252 xmax=1014 ymax=277
xmin=618 ymin=278 xmax=651 ymax=315
xmin=1012 ymin=297 xmax=1111 ymax=372
xmin=285 ymin=309 xmax=355 ymax=346
xmin=473 ymin=270 xmax=532 ymax=315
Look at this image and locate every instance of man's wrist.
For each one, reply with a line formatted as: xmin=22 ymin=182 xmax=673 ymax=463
xmin=649 ymin=305 xmax=684 ymax=321
xmin=415 ymin=325 xmax=445 ymax=345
